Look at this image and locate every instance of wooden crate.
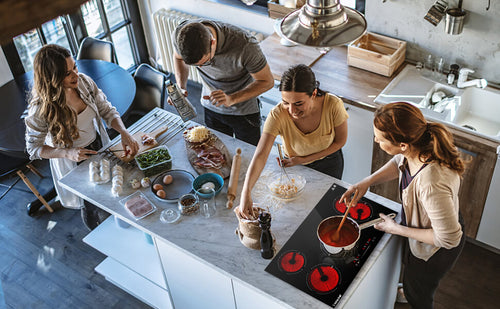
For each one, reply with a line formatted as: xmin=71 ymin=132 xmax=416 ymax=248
xmin=347 ymin=32 xmax=406 ymax=77
xmin=267 ymin=1 xmax=303 ymax=19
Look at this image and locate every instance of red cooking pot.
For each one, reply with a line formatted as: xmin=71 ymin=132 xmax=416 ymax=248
xmin=317 ymin=213 xmax=396 ymax=254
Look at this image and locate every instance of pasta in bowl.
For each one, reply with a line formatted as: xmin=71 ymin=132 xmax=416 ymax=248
xmin=267 ymin=173 xmax=306 ymax=201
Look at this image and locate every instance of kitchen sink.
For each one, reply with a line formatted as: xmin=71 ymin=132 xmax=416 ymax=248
xmin=451 ymin=87 xmax=500 ymax=138
xmin=375 ymin=64 xmax=500 ymax=141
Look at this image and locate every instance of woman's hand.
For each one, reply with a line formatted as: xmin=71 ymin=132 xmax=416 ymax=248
xmin=239 ymin=193 xmax=255 ymax=220
xmin=120 ymin=131 xmax=139 ymax=157
xmin=340 ymin=179 xmax=370 ymax=206
xmin=278 ymin=156 xmax=305 ymax=168
xmin=374 ymin=213 xmax=399 ymax=234
xmin=66 ymin=148 xmax=97 ymax=162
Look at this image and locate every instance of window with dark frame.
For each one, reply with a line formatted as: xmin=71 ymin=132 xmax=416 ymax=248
xmin=3 ymin=0 xmax=147 ymax=77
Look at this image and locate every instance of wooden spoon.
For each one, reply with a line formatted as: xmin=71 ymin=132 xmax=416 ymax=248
xmin=331 ymin=189 xmax=359 ymax=242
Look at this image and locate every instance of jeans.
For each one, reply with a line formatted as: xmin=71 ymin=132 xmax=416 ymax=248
xmin=305 ymin=149 xmax=344 ymax=179
xmin=204 ymin=108 xmax=261 ymax=146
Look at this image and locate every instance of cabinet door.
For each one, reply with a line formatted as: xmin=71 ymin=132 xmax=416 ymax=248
xmin=342 ymin=104 xmax=374 ymax=184
xmin=453 ymin=134 xmax=496 ymax=238
xmin=156 ymin=239 xmax=235 ymax=309
xmin=233 ymin=280 xmax=289 ymax=309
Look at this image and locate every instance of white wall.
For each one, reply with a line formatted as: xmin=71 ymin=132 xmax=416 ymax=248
xmin=366 ymin=0 xmax=500 ymax=84
xmin=138 ymin=0 xmax=275 ymax=66
xmin=140 ymin=0 xmax=499 ymax=84
xmin=0 ymin=48 xmax=13 ymax=86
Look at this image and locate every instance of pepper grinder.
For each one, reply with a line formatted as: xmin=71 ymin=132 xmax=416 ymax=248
xmin=258 ymin=212 xmax=274 ymax=259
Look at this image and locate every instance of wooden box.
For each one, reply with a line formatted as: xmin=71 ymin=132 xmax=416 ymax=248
xmin=267 ymin=1 xmax=303 ymax=19
xmin=347 ymin=32 xmax=406 ymax=77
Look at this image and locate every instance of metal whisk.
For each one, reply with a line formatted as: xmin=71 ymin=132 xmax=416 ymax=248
xmin=276 ymin=144 xmax=292 ymax=184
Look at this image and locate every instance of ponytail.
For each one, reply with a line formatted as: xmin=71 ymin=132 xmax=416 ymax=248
xmin=374 ymin=102 xmax=465 ymax=175
xmin=425 ymin=123 xmax=465 ymax=175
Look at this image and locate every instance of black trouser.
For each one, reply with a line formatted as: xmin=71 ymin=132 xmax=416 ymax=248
xmin=305 ymin=149 xmax=344 ymax=179
xmin=403 ymin=214 xmax=466 ymax=309
xmin=204 ymin=108 xmax=261 ymax=146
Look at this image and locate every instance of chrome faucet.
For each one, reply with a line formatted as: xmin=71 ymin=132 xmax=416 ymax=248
xmin=457 ymin=68 xmax=488 ymax=88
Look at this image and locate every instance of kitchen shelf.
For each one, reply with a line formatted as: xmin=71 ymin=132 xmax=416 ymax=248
xmin=95 ymin=257 xmax=172 ymax=309
xmin=83 ymin=216 xmax=166 ymax=289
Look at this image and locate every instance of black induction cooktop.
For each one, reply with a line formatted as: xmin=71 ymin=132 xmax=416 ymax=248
xmin=265 ymin=183 xmax=397 ymax=307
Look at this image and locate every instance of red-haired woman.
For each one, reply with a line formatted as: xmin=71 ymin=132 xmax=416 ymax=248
xmin=341 ymin=102 xmax=465 ymax=308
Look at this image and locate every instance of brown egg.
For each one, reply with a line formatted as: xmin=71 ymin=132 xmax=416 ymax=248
xmin=163 ymin=174 xmax=173 ymax=185
xmin=153 ymin=184 xmax=164 ymax=191
xmin=156 ymin=189 xmax=166 ymax=199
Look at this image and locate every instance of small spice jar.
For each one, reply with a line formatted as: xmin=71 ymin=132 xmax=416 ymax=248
xmin=178 ymin=193 xmax=199 ymax=215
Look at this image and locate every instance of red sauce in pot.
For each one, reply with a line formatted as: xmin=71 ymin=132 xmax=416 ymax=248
xmin=319 ymin=217 xmax=359 ymax=247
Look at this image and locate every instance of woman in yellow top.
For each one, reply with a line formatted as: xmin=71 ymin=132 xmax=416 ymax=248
xmin=239 ymin=64 xmax=348 ymax=219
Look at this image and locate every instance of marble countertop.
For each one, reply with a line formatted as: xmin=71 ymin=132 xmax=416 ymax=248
xmin=59 ymin=109 xmax=402 ymax=308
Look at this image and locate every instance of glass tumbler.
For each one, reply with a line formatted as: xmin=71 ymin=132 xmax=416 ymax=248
xmin=198 ymin=188 xmax=216 ymax=218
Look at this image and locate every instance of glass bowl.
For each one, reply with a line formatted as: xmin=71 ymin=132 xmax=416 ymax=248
xmin=267 ymin=173 xmax=306 ymax=201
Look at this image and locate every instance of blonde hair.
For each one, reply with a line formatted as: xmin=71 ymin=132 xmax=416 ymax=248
xmin=31 ymin=44 xmax=79 ymax=148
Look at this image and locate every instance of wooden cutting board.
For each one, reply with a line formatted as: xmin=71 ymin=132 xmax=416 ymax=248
xmin=184 ymin=133 xmax=232 ymax=179
xmin=109 ymin=125 xmax=168 ymax=162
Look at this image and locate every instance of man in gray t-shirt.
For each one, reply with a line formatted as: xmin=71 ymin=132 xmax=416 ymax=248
xmin=172 ymin=19 xmax=273 ymax=145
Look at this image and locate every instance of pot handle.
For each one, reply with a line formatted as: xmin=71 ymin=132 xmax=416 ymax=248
xmin=359 ymin=213 xmax=396 ymax=230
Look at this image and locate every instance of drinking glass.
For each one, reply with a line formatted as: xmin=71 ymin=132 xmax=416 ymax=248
xmin=199 ymin=188 xmax=216 ymax=218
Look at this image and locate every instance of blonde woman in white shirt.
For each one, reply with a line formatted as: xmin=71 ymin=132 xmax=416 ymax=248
xmin=25 ymin=44 xmax=138 ymax=229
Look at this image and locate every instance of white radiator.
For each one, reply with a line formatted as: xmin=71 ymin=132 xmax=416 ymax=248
xmin=152 ymin=9 xmax=264 ymax=84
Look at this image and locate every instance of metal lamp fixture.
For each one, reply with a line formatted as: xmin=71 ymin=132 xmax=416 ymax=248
xmin=280 ymin=0 xmax=367 ymax=47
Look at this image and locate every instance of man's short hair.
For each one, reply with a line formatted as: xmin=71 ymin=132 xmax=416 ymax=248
xmin=177 ymin=22 xmax=211 ymax=65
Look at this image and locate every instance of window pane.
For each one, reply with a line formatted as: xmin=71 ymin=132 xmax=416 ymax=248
xmin=82 ymin=0 xmax=103 ymax=37
xmin=112 ymin=27 xmax=134 ymax=69
xmin=104 ymin=0 xmax=125 ymax=28
xmin=13 ymin=30 xmax=43 ymax=72
xmin=42 ymin=18 xmax=71 ymax=51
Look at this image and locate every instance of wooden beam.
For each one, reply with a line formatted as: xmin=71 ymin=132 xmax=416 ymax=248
xmin=0 ymin=0 xmax=88 ymax=44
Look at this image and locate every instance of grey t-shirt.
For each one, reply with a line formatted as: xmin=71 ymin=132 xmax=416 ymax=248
xmin=173 ymin=19 xmax=267 ymax=116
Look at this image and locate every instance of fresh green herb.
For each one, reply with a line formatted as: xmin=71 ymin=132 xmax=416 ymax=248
xmin=135 ymin=147 xmax=172 ymax=176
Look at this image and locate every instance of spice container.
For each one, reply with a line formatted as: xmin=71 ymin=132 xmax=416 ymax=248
xmin=178 ymin=193 xmax=199 ymax=215
xmin=135 ymin=145 xmax=172 ymax=177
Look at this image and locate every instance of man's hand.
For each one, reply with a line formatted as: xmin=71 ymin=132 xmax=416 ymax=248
xmin=203 ymin=90 xmax=233 ymax=107
xmin=167 ymin=88 xmax=188 ymax=106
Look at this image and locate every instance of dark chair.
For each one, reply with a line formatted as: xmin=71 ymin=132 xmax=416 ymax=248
xmin=76 ymin=37 xmax=117 ymax=64
xmin=123 ymin=63 xmax=171 ymax=127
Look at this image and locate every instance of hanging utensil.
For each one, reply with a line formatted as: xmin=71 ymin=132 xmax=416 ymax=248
xmin=424 ymin=0 xmax=449 ymax=26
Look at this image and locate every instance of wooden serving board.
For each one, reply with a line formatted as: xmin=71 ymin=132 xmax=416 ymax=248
xmin=109 ymin=125 xmax=168 ymax=163
xmin=184 ymin=133 xmax=232 ymax=179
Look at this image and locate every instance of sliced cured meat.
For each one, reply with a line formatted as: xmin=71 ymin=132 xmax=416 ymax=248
xmin=193 ymin=146 xmax=226 ymax=169
xmin=125 ymin=196 xmax=153 ymax=218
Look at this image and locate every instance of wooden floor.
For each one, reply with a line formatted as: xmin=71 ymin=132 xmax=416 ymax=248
xmin=0 ymin=159 xmax=151 ymax=308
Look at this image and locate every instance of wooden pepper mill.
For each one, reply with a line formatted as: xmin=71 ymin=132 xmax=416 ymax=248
xmin=258 ymin=212 xmax=274 ymax=259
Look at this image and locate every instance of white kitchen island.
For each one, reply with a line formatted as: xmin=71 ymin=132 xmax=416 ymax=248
xmin=59 ymin=108 xmax=402 ymax=309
